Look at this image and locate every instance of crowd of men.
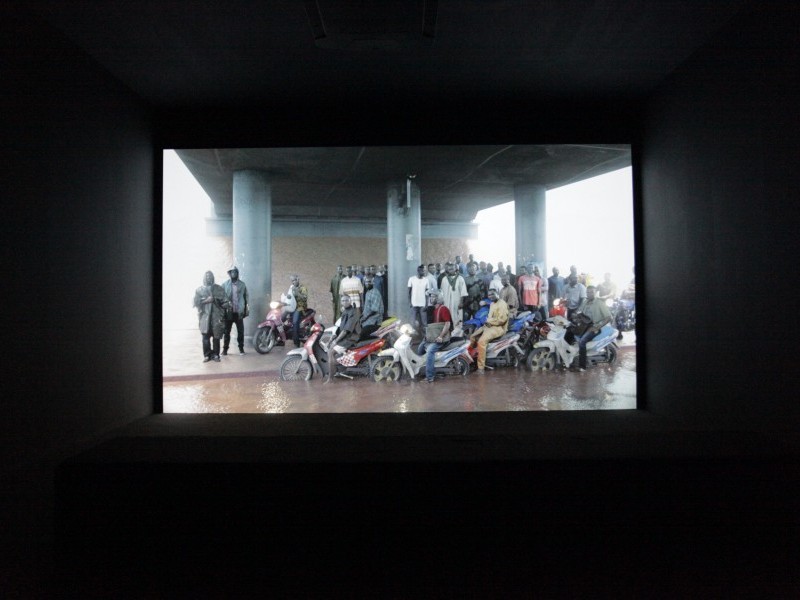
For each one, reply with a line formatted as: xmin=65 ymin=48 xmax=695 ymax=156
xmin=329 ymin=256 xmax=627 ymax=376
xmin=193 ymin=258 xmax=630 ymax=373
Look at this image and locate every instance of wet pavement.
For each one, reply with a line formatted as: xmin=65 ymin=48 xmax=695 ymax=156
xmin=163 ymin=329 xmax=637 ymax=413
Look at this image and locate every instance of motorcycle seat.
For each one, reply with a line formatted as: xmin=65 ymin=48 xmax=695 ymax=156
xmin=352 ymin=338 xmax=377 ymax=349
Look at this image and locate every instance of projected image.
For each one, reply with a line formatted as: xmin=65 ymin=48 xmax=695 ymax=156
xmin=162 ymin=146 xmax=636 ymax=413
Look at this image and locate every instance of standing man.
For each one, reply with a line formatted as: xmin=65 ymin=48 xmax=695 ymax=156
xmin=469 ymin=289 xmax=509 ymax=374
xmin=489 ymin=266 xmax=503 ymax=293
xmin=455 ymin=255 xmax=468 ymax=276
xmin=505 ymin=264 xmax=516 ymax=287
xmin=537 ymin=266 xmax=548 ymax=321
xmin=408 ymin=264 xmax=432 ymax=333
xmin=435 ymin=262 xmax=446 ymax=288
xmin=499 ymin=275 xmax=519 ymax=318
xmin=340 ymin=265 xmax=364 ymax=310
xmin=359 ymin=274 xmax=384 ymax=339
xmin=329 ymin=265 xmax=344 ymax=323
xmin=548 ymin=267 xmax=566 ymax=313
xmin=376 ymin=264 xmax=389 ymax=317
xmin=564 ymin=274 xmax=587 ymax=321
xmin=440 ymin=262 xmax=468 ymax=331
xmin=425 ymin=263 xmax=438 ymax=322
xmin=463 ymin=262 xmax=486 ymax=321
xmin=575 ymin=285 xmax=612 ymax=371
xmin=193 ymin=271 xmax=229 ymax=363
xmin=222 ymin=266 xmax=249 ymax=356
xmin=516 ymin=265 xmax=540 ymax=314
xmin=417 ymin=291 xmax=453 ymax=383
xmin=597 ymin=272 xmax=618 ymax=301
xmin=289 ymin=274 xmax=309 ymax=347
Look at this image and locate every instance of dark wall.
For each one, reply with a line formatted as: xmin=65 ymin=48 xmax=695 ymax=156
xmin=0 ymin=7 xmax=154 ymax=473
xmin=640 ymin=3 xmax=800 ymax=430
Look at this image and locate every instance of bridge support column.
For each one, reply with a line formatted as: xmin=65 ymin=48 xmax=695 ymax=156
xmin=232 ymin=169 xmax=272 ymax=339
xmin=386 ymin=180 xmax=422 ymax=322
xmin=514 ymin=184 xmax=547 ymax=272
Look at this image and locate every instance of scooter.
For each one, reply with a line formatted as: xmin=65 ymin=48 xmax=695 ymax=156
xmin=279 ymin=317 xmax=399 ymax=381
xmin=253 ymin=292 xmax=317 ymax=354
xmin=467 ymin=329 xmax=525 ymax=369
xmin=370 ymin=323 xmax=472 ymax=382
xmin=527 ymin=314 xmax=619 ymax=371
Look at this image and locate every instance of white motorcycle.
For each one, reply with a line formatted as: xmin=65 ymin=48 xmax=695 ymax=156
xmin=370 ymin=323 xmax=472 ymax=382
xmin=527 ymin=315 xmax=619 ymax=370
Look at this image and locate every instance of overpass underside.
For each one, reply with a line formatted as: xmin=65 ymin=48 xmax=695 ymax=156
xmin=174 ymin=145 xmax=631 ymax=333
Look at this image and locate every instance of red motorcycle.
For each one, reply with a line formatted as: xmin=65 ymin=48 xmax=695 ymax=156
xmin=279 ymin=318 xmax=399 ymax=381
xmin=253 ymin=294 xmax=317 ymax=354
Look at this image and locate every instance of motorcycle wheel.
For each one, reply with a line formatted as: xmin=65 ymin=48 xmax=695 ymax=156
xmin=279 ymin=356 xmax=312 ymax=381
xmin=527 ymin=347 xmax=556 ymax=371
xmin=370 ymin=357 xmax=402 ymax=382
xmin=605 ymin=345 xmax=618 ymax=364
xmin=451 ymin=356 xmax=470 ymax=376
xmin=253 ymin=327 xmax=276 ymax=354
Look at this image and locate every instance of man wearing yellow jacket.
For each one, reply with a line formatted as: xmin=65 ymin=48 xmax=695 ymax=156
xmin=469 ymin=288 xmax=509 ymax=374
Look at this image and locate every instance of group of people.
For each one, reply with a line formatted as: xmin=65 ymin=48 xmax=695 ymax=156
xmin=408 ymin=258 xmax=629 ymax=376
xmin=192 ymin=266 xmax=249 ymax=362
xmin=193 ymin=258 xmax=632 ymax=376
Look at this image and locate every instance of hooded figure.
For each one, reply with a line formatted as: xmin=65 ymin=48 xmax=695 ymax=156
xmin=193 ymin=271 xmax=230 ymax=361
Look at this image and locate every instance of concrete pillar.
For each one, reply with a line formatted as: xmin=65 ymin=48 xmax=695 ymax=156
xmin=514 ymin=184 xmax=547 ymax=272
xmin=232 ymin=170 xmax=272 ymax=338
xmin=386 ymin=180 xmax=422 ymax=321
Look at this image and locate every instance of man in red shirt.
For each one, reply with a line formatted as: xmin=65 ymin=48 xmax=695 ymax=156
xmin=517 ymin=265 xmax=541 ymax=313
xmin=416 ymin=291 xmax=453 ymax=382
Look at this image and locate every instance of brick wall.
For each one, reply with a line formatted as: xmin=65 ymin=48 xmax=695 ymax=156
xmin=272 ymin=237 xmax=476 ymax=324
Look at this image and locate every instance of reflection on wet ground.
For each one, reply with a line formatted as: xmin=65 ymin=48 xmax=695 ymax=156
xmin=163 ymin=329 xmax=637 ymax=413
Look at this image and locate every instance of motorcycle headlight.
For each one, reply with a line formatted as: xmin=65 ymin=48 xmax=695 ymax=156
xmin=553 ymin=298 xmax=561 ymax=306
xmin=605 ymin=299 xmax=614 ymax=307
xmin=269 ymin=301 xmax=281 ymax=309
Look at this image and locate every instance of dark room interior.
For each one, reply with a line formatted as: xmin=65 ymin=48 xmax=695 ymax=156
xmin=2 ymin=1 xmax=799 ymax=596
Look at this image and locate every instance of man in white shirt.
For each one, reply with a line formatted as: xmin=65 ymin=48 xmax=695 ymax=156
xmin=408 ymin=264 xmax=432 ymax=333
xmin=340 ymin=265 xmax=364 ymax=309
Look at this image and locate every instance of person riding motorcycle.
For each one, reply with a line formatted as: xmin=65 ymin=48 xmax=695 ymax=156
xmin=324 ymin=294 xmax=361 ymax=383
xmin=417 ymin=291 xmax=453 ymax=383
xmin=575 ymin=285 xmax=612 ymax=372
xmin=468 ymin=288 xmax=509 ymax=374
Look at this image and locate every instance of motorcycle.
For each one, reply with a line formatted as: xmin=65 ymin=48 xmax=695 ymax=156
xmin=527 ymin=314 xmax=619 ymax=371
xmin=279 ymin=317 xmax=399 ymax=381
xmin=369 ymin=323 xmax=472 ymax=382
xmin=549 ymin=297 xmax=567 ymax=318
xmin=607 ymin=296 xmax=635 ymax=340
xmin=516 ymin=313 xmax=551 ymax=363
xmin=462 ymin=300 xmax=490 ymax=336
xmin=253 ymin=291 xmax=317 ymax=354
xmin=467 ymin=329 xmax=525 ymax=369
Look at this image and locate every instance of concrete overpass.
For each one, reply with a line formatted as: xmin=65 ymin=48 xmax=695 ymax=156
xmin=175 ymin=144 xmax=630 ymax=333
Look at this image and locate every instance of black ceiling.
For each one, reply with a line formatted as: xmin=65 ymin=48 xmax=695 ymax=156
xmin=28 ymin=1 xmax=747 ymax=220
xmin=31 ymin=0 xmax=748 ymax=109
